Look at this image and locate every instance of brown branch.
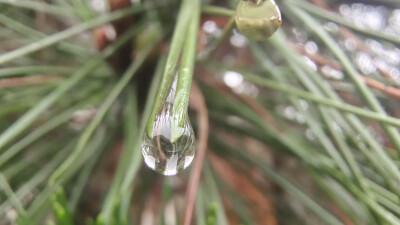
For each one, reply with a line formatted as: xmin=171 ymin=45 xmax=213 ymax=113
xmin=309 ymin=0 xmax=399 ymax=87
xmin=291 ymin=43 xmax=400 ymax=100
xmin=331 ymin=203 xmax=356 ymax=225
xmin=94 ymin=0 xmax=133 ymax=72
xmin=338 ymin=28 xmax=396 ymax=83
xmin=198 ymin=68 xmax=282 ymax=132
xmin=309 ymin=0 xmax=330 ymax=10
xmin=181 ymin=81 xmax=209 ymax=225
xmin=209 ymin=153 xmax=278 ymax=225
xmin=362 ymin=76 xmax=400 ymax=99
xmin=0 ymin=74 xmax=61 ymax=88
xmin=290 ymin=43 xmax=341 ymax=70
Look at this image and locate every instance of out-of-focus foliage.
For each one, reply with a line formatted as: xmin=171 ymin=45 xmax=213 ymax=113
xmin=1 ymin=0 xmax=400 ymax=225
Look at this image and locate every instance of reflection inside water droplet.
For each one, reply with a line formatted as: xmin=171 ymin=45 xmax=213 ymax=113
xmin=141 ymin=77 xmax=196 ymax=176
xmin=235 ymin=0 xmax=282 ymax=40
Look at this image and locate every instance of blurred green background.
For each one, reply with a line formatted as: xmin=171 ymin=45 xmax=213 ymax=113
xmin=1 ymin=0 xmax=400 ymax=224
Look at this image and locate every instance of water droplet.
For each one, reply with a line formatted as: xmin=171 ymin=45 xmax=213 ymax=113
xmin=141 ymin=77 xmax=196 ymax=176
xmin=235 ymin=0 xmax=282 ymax=40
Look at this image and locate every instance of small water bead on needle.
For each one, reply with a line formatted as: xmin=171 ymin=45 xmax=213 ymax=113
xmin=235 ymin=0 xmax=282 ymax=40
xmin=141 ymin=77 xmax=196 ymax=176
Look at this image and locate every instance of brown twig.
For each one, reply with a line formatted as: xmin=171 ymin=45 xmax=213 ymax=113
xmin=330 ymin=203 xmax=356 ymax=225
xmin=309 ymin=0 xmax=330 ymax=10
xmin=290 ymin=43 xmax=341 ymax=70
xmin=0 ymin=74 xmax=61 ymax=88
xmin=94 ymin=0 xmax=133 ymax=72
xmin=309 ymin=0 xmax=400 ymax=89
xmin=291 ymin=43 xmax=400 ymax=100
xmin=209 ymin=153 xmax=278 ymax=225
xmin=198 ymin=68 xmax=281 ymax=131
xmin=338 ymin=28 xmax=396 ymax=83
xmin=181 ymin=81 xmax=209 ymax=225
xmin=362 ymin=76 xmax=400 ymax=99
xmin=297 ymin=0 xmax=399 ymax=146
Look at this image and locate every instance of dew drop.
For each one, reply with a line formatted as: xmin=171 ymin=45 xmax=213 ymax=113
xmin=141 ymin=77 xmax=196 ymax=176
xmin=235 ymin=0 xmax=282 ymax=40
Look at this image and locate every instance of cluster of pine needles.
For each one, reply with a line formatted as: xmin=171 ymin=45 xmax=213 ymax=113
xmin=1 ymin=0 xmax=400 ymax=224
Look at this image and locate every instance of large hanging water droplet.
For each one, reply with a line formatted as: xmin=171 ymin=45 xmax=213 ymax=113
xmin=235 ymin=0 xmax=282 ymax=40
xmin=141 ymin=77 xmax=196 ymax=176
